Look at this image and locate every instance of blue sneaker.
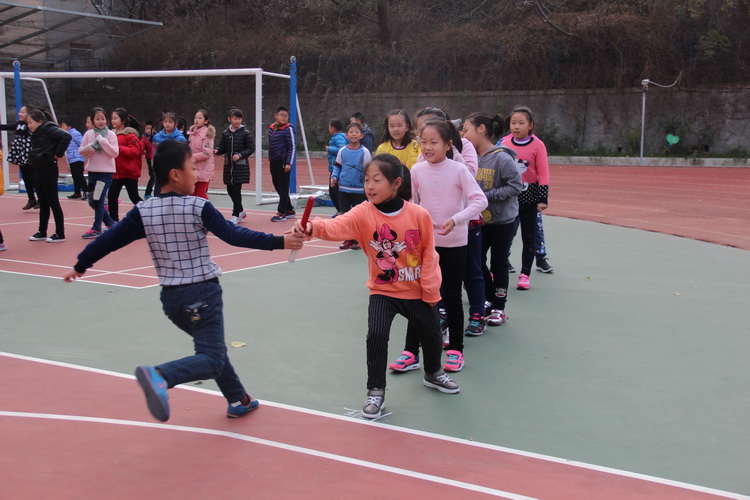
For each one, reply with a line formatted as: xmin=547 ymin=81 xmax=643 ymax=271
xmin=270 ymin=213 xmax=286 ymax=222
xmin=135 ymin=366 xmax=170 ymax=422
xmin=227 ymin=394 xmax=260 ymax=418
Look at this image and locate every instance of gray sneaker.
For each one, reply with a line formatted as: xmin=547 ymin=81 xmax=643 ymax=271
xmin=362 ymin=388 xmax=385 ymax=419
xmin=423 ymin=370 xmax=460 ymax=394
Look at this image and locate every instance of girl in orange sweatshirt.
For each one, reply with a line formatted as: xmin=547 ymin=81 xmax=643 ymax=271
xmin=295 ymin=153 xmax=460 ymax=419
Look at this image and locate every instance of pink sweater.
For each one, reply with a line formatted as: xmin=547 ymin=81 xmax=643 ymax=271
xmin=500 ymin=136 xmax=550 ymax=185
xmin=79 ymin=129 xmax=118 ymax=173
xmin=410 ymin=157 xmax=488 ymax=248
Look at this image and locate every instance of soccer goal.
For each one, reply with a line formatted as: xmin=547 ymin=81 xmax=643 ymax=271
xmin=0 ymin=61 xmax=315 ymax=205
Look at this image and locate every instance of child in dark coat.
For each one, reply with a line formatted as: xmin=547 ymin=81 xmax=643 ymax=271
xmin=215 ymin=108 xmax=254 ymax=225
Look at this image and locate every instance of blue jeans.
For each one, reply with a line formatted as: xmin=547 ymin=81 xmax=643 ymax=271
xmin=157 ymin=279 xmax=246 ymax=404
xmin=87 ymin=172 xmax=115 ymax=231
xmin=463 ymin=225 xmax=485 ymax=316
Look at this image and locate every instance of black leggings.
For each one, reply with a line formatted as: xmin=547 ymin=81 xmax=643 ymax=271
xmin=145 ymin=159 xmax=155 ymax=196
xmin=69 ymin=161 xmax=86 ymax=196
xmin=20 ymin=163 xmax=35 ymax=201
xmin=270 ymin=159 xmax=293 ymax=214
xmin=482 ymin=222 xmax=516 ymax=311
xmin=518 ymin=204 xmax=538 ymax=276
xmin=405 ymin=245 xmax=467 ymax=354
xmin=367 ymin=295 xmax=443 ymax=389
xmin=226 ymin=183 xmax=244 ymax=216
xmin=108 ymin=178 xmax=142 ymax=221
xmin=35 ymin=164 xmax=65 ymax=236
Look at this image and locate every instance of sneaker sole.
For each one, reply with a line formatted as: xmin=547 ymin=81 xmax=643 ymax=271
xmin=28 ymin=238 xmax=46 ymax=241
xmin=135 ymin=366 xmax=170 ymax=422
xmin=443 ymin=362 xmax=464 ymax=373
xmin=487 ymin=320 xmax=506 ymax=326
xmin=47 ymin=239 xmax=66 ymax=243
xmin=362 ymin=405 xmax=385 ymax=419
xmin=464 ymin=329 xmax=485 ymax=336
xmin=227 ymin=400 xmax=260 ymax=418
xmin=535 ymin=267 xmax=554 ymax=273
xmin=517 ymin=286 xmax=530 ymax=290
xmin=389 ymin=362 xmax=421 ymax=372
xmin=423 ymin=379 xmax=460 ymax=394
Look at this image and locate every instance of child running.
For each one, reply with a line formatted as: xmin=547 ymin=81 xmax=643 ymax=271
xmin=188 ymin=109 xmax=216 ymax=200
xmin=26 ymin=109 xmax=72 ymax=243
xmin=331 ymin=122 xmax=371 ymax=250
xmin=294 ymin=153 xmax=460 ymax=419
xmin=374 ymin=109 xmax=421 ymax=169
xmin=500 ymin=106 xmax=552 ymax=288
xmin=390 ymin=121 xmax=487 ymax=373
xmin=109 ymin=108 xmax=144 ymax=222
xmin=63 ymin=140 xmax=305 ymax=422
xmin=463 ymin=113 xmax=523 ymax=326
xmin=215 ymin=108 xmax=254 ymax=224
xmin=79 ymin=107 xmax=119 ymax=239
xmin=0 ymin=105 xmax=36 ymax=209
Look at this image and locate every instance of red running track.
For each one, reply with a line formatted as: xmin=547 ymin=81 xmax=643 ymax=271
xmin=0 ymin=353 xmax=743 ymax=500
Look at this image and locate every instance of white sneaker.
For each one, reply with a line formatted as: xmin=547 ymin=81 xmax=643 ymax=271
xmin=487 ymin=309 xmax=507 ymax=326
xmin=229 ymin=216 xmax=240 ymax=225
xmin=238 ymin=211 xmax=247 ymax=223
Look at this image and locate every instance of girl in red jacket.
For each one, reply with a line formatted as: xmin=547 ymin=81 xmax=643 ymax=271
xmin=188 ymin=109 xmax=216 ymax=200
xmin=109 ymin=108 xmax=144 ymax=222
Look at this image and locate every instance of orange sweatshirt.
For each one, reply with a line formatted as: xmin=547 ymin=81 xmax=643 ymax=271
xmin=311 ymin=201 xmax=441 ymax=303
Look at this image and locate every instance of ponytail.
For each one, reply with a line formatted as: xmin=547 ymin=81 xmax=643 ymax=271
xmin=466 ymin=112 xmax=505 ymax=140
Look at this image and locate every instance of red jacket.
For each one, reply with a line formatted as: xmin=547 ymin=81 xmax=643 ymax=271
xmin=114 ymin=127 xmax=144 ymax=180
xmin=141 ymin=134 xmax=154 ymax=160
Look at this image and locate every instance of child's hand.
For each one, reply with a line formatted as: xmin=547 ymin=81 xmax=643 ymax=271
xmin=537 ymin=203 xmax=548 ymax=212
xmin=426 ymin=301 xmax=439 ymax=307
xmin=232 ymin=154 xmax=240 ymax=162
xmin=438 ymin=218 xmax=456 ymax=236
xmin=330 ymin=177 xmax=337 ymax=187
xmin=283 ymin=231 xmax=305 ymax=250
xmin=63 ymin=269 xmax=84 ymax=282
xmin=284 ymin=164 xmax=291 ymax=173
xmin=293 ymin=221 xmax=313 ymax=238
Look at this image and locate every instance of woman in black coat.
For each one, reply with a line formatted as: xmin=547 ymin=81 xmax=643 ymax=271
xmin=215 ymin=108 xmax=254 ymax=224
xmin=26 ymin=109 xmax=72 ymax=242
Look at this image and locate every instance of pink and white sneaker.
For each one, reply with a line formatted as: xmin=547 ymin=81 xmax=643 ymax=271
xmin=487 ymin=309 xmax=507 ymax=326
xmin=443 ymin=350 xmax=464 ymax=372
xmin=517 ymin=273 xmax=530 ymax=290
xmin=389 ymin=351 xmax=420 ymax=372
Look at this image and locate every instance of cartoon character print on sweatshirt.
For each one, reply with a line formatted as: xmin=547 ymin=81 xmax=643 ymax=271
xmin=369 ymin=223 xmax=426 ymax=284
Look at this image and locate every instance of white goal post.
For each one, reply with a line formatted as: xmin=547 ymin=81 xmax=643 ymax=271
xmin=0 ymin=67 xmax=314 ymax=205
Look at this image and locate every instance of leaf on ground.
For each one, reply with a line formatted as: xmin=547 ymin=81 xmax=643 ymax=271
xmin=229 ymin=341 xmax=247 ymax=348
xmin=674 ymin=292 xmax=681 ymax=296
xmin=584 ymin=276 xmax=591 ymax=281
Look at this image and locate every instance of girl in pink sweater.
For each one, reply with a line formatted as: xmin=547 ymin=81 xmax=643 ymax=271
xmin=499 ymin=106 xmax=551 ymax=290
xmin=393 ymin=121 xmax=487 ymax=374
xmin=79 ymin=107 xmax=119 ymax=238
xmin=294 ymin=154 xmax=460 ymax=419
xmin=189 ymin=109 xmax=216 ymax=200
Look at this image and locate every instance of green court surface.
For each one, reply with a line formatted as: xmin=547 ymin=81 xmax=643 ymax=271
xmin=1 ymin=194 xmax=748 ymax=496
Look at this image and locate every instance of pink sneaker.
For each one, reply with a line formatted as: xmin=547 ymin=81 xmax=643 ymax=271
xmin=389 ymin=351 xmax=420 ymax=372
xmin=517 ymin=273 xmax=530 ymax=290
xmin=444 ymin=350 xmax=464 ymax=372
xmin=487 ymin=309 xmax=507 ymax=326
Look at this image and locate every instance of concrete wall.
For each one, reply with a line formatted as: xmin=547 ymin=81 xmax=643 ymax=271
xmin=290 ymin=87 xmax=750 ymax=156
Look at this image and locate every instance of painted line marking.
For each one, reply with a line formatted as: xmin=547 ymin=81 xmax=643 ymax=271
xmin=1 ymin=351 xmax=747 ymax=500
xmin=0 ymin=410 xmax=535 ymax=500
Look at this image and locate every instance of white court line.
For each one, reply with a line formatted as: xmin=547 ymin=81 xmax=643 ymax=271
xmin=1 ymin=352 xmax=747 ymax=500
xmin=0 ymin=269 xmax=146 ymax=289
xmin=0 ymin=410 xmax=534 ymax=500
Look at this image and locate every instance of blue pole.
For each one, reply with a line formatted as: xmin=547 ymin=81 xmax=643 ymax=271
xmin=289 ymin=56 xmax=297 ymax=193
xmin=13 ymin=60 xmax=22 ymax=116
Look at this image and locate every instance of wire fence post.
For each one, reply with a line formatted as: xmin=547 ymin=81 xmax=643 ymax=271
xmin=289 ymin=56 xmax=298 ymax=194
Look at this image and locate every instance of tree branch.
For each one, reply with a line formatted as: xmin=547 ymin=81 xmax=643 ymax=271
xmin=533 ymin=0 xmax=586 ymax=42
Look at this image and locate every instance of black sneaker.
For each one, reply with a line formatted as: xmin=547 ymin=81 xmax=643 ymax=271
xmin=507 ymin=259 xmax=516 ymax=273
xmin=536 ymin=257 xmax=554 ymax=273
xmin=22 ymin=200 xmax=37 ymax=210
xmin=67 ymin=193 xmax=82 ymax=199
xmin=29 ymin=231 xmax=47 ymax=241
xmin=464 ymin=312 xmax=487 ymax=336
xmin=46 ymin=233 xmax=66 ymax=243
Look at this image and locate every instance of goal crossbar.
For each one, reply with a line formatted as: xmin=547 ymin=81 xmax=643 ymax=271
xmin=0 ymin=67 xmax=313 ymax=204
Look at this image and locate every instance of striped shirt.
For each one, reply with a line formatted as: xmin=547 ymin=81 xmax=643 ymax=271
xmin=74 ymin=193 xmax=284 ymax=286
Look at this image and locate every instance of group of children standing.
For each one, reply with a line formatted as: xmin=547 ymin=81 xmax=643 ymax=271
xmin=316 ymin=105 xmax=553 ymax=418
